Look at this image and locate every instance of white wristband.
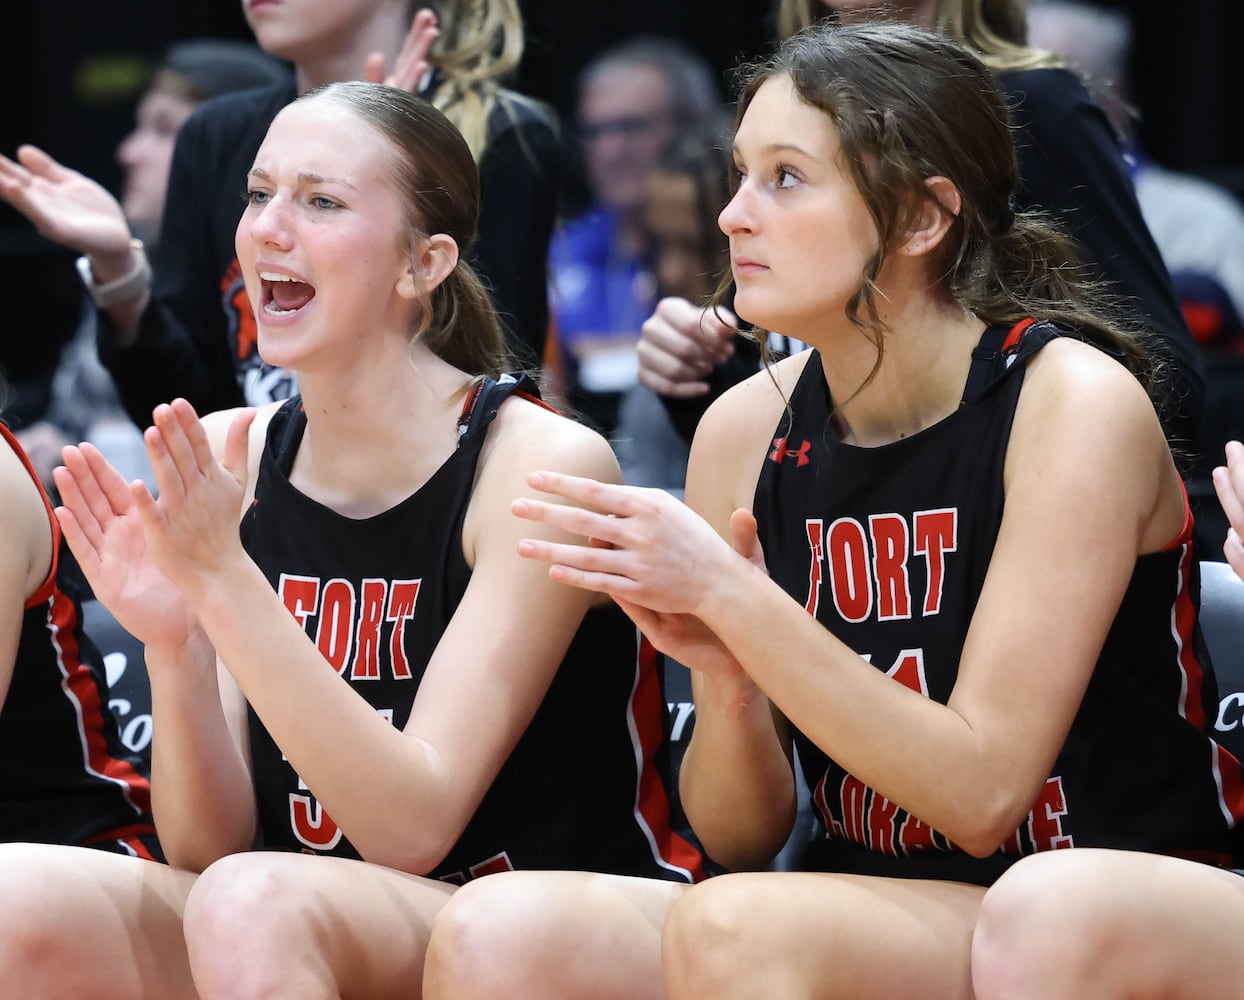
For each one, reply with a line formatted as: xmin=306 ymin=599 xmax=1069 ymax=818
xmin=76 ymin=239 xmax=151 ymax=309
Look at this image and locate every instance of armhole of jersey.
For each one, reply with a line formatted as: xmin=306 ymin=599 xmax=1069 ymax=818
xmin=515 ymin=389 xmax=557 ymax=414
xmin=1159 ymin=475 xmax=1195 ymax=553
xmin=457 ymin=373 xmax=548 ymax=441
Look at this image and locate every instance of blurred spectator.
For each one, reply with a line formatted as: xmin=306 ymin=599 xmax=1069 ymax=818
xmin=614 ymin=127 xmax=730 ymax=490
xmin=1027 ymin=0 xmax=1244 ymax=553
xmin=1027 ymin=0 xmax=1244 ymax=349
xmin=118 ymin=40 xmax=290 ymax=247
xmin=636 ymin=0 xmax=1205 ymax=464
xmin=13 ymin=39 xmax=289 ymax=493
xmin=0 ymin=1 xmax=559 ymax=432
xmin=548 ymin=36 xmax=720 ymax=436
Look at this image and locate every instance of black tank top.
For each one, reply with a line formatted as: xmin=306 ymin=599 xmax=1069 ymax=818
xmin=241 ymin=375 xmax=704 ymax=883
xmin=0 ymin=423 xmax=156 ymax=852
xmin=754 ymin=321 xmax=1244 ymax=884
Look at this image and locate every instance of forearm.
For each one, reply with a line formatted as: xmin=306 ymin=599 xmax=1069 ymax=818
xmin=80 ymin=241 xmax=150 ymax=346
xmin=680 ymin=675 xmax=796 ymax=870
xmin=147 ymin=628 xmax=257 ymax=871
xmin=190 ymin=560 xmax=458 ymax=872
xmin=699 ymin=565 xmax=1022 ymax=856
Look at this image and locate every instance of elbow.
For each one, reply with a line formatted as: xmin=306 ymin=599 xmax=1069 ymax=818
xmin=351 ymin=820 xmax=460 ymax=877
xmin=157 ymin=817 xmax=257 ymax=875
xmin=956 ymin=831 xmax=1011 ymax=860
xmin=940 ymin=794 xmax=1032 ymax=859
xmin=700 ymin=832 xmax=792 ymax=873
xmin=687 ymin=800 xmax=798 ymax=873
xmin=163 ymin=833 xmax=256 ymax=876
xmin=355 ymin=843 xmax=446 ymax=877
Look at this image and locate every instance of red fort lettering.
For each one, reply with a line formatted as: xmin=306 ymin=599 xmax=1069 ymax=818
xmin=277 ymin=574 xmax=421 ymax=681
xmin=804 ymin=509 xmax=958 ymax=621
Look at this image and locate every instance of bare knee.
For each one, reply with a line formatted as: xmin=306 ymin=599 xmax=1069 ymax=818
xmin=185 ymin=854 xmax=334 ymax=1000
xmin=663 ymin=877 xmax=769 ymax=999
xmin=0 ymin=843 xmax=192 ymax=998
xmin=426 ymin=871 xmax=673 ymax=1000
xmin=426 ymin=873 xmax=575 ymax=997
xmin=973 ymin=852 xmax=1116 ymax=999
xmin=0 ymin=845 xmax=78 ymax=967
xmin=425 ymin=878 xmax=503 ymax=996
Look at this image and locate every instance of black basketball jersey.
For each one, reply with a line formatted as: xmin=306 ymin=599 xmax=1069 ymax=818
xmin=0 ymin=423 xmax=157 ymax=856
xmin=754 ymin=321 xmax=1244 ymax=885
xmin=241 ymin=375 xmax=704 ymax=884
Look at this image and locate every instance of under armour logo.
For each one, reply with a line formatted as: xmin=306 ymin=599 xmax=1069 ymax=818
xmin=769 ymin=437 xmax=811 ymax=466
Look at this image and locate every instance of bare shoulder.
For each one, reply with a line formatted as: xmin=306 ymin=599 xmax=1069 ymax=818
xmin=697 ymin=351 xmax=813 ymax=447
xmin=466 ymin=394 xmax=621 ymax=570
xmin=1018 ymin=337 xmax=1162 ymax=440
xmin=0 ymin=435 xmax=51 ymax=595
xmin=1010 ymin=336 xmax=1179 ymax=548
xmin=200 ymin=404 xmax=279 ymax=453
xmin=482 ymin=393 xmax=622 ymax=486
xmin=0 ymin=436 xmax=48 ymax=527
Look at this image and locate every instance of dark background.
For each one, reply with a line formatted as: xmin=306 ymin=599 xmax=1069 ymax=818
xmin=2 ymin=0 xmax=1238 ymax=199
xmin=0 ymin=0 xmax=1238 ymax=380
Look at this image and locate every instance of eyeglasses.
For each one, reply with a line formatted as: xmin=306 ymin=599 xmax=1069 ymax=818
xmin=578 ymin=112 xmax=675 ymax=145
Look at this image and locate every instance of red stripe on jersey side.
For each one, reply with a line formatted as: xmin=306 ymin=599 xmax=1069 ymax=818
xmin=1171 ymin=541 xmax=1207 ymax=729
xmin=83 ymin=822 xmax=161 ymax=861
xmin=4 ymin=422 xmax=155 ymax=831
xmin=1162 ymin=480 xmax=1201 ymax=725
xmin=1159 ymin=477 xmax=1196 ymax=554
xmin=1213 ymin=743 xmax=1244 ymax=829
xmin=47 ymin=587 xmax=152 ymax=816
xmin=123 ymin=836 xmax=159 ymax=862
xmin=629 ymin=633 xmax=706 ymax=883
xmin=1162 ymin=489 xmax=1244 ymax=829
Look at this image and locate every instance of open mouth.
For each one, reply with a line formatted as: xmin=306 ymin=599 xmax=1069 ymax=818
xmin=260 ymin=271 xmax=316 ymax=316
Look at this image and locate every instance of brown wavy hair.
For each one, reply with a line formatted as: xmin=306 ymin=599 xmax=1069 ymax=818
xmin=715 ymin=20 xmax=1155 ymax=396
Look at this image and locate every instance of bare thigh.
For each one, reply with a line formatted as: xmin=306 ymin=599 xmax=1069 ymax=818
xmin=973 ymin=849 xmax=1244 ymax=1000
xmin=424 ymin=870 xmax=692 ymax=1000
xmin=664 ymin=871 xmax=985 ymax=1000
xmin=0 ymin=842 xmax=199 ymax=999
xmin=185 ymin=851 xmax=458 ymax=999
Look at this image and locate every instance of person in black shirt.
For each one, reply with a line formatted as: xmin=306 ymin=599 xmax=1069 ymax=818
xmin=420 ymin=23 xmax=1236 ymax=999
xmin=970 ymin=439 xmax=1244 ymax=1000
xmin=0 ymin=1 xmax=560 ymax=427
xmin=0 ymin=416 xmax=157 ymax=856
xmin=642 ymin=0 xmax=1203 ymax=457
xmin=0 ymin=82 xmax=698 ymax=999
